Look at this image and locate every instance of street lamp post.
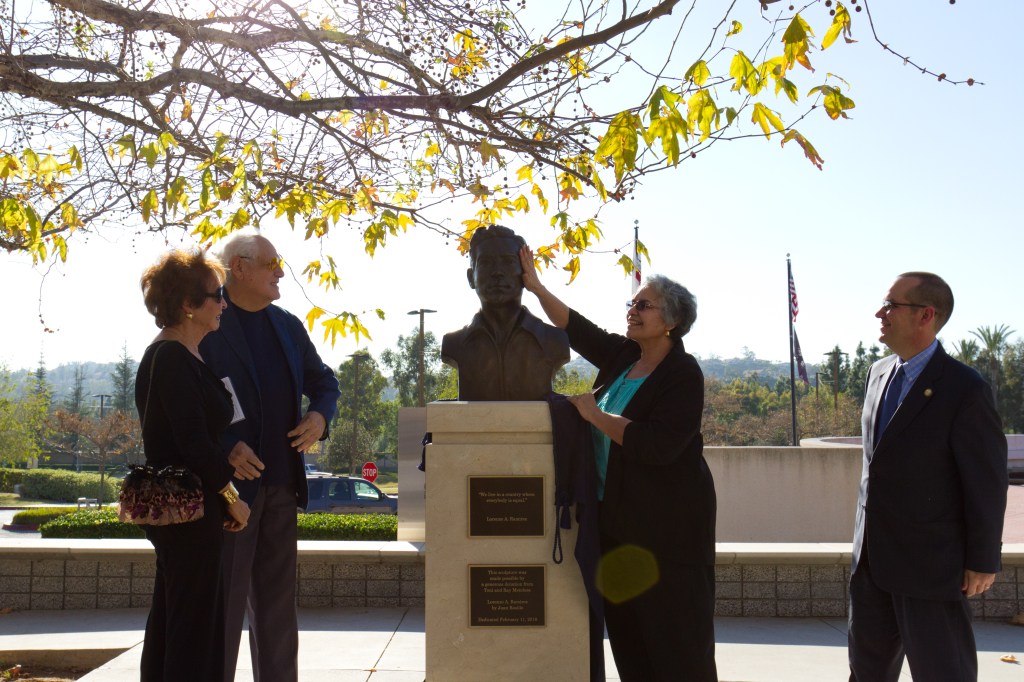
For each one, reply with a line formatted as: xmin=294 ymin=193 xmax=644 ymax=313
xmin=407 ymin=309 xmax=437 ymax=407
xmin=92 ymin=393 xmax=112 ymax=419
xmin=348 ymin=353 xmax=370 ymax=476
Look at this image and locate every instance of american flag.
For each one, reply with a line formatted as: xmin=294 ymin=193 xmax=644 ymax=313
xmin=789 ymin=269 xmax=799 ymax=322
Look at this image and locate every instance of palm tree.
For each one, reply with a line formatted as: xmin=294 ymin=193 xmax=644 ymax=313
xmin=952 ymin=339 xmax=981 ymax=366
xmin=970 ymin=325 xmax=1016 ymax=403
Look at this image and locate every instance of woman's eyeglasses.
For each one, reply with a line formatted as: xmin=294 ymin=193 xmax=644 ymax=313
xmin=626 ymin=299 xmax=660 ymax=312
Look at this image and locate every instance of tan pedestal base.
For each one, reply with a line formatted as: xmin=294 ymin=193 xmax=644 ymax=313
xmin=425 ymin=401 xmax=590 ymax=682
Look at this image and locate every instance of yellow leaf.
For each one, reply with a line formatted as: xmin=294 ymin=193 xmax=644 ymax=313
xmin=686 ymin=90 xmax=719 ymax=142
xmin=822 ymin=3 xmax=854 ymax=50
xmin=751 ymin=102 xmax=785 ymax=139
xmin=595 ymin=111 xmax=641 ymax=184
xmin=782 ymin=14 xmax=815 ymax=74
xmin=563 ymin=255 xmax=581 ymax=283
xmin=305 ymin=306 xmax=327 ymax=332
xmin=425 ymin=142 xmax=441 ymax=158
xmin=684 ymin=60 xmax=710 ymax=87
xmin=141 ymin=189 xmax=159 ymax=224
xmin=729 ymin=52 xmax=761 ymax=94
xmin=776 ymin=78 xmax=799 ymax=104
xmin=182 ymin=99 xmax=192 ymax=120
xmin=479 ymin=140 xmax=500 ymax=166
xmin=516 ymin=165 xmax=534 ymax=182
xmin=531 ymin=183 xmax=549 ymax=214
xmin=808 ymin=85 xmax=856 ymax=120
xmin=726 ymin=21 xmax=742 ymax=37
xmin=780 ymin=129 xmax=824 ymax=170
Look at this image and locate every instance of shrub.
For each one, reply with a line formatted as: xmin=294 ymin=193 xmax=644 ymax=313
xmin=36 ymin=509 xmax=397 ymax=541
xmin=39 ymin=509 xmax=145 ymax=539
xmin=0 ymin=468 xmax=26 ymax=492
xmin=17 ymin=470 xmax=122 ymax=503
xmin=12 ymin=507 xmax=84 ymax=525
xmin=297 ymin=513 xmax=397 ymax=541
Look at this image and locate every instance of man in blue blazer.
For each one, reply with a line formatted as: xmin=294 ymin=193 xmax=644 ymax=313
xmin=200 ymin=234 xmax=340 ymax=682
xmin=848 ymin=272 xmax=1007 ymax=682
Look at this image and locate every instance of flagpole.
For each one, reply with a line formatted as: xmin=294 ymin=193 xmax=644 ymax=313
xmin=787 ymin=254 xmax=798 ymax=446
xmin=632 ymin=219 xmax=641 ymax=296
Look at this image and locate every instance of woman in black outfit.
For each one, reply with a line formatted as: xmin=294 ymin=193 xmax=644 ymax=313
xmin=137 ymin=249 xmax=251 ymax=682
xmin=520 ymin=246 xmax=717 ymax=681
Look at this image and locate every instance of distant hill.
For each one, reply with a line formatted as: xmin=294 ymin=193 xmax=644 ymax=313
xmin=566 ymin=352 xmax=815 ymax=386
xmin=10 ymin=352 xmax=818 ymax=404
xmin=9 ymin=361 xmax=120 ymax=406
xmin=695 ymin=354 xmax=819 ymax=384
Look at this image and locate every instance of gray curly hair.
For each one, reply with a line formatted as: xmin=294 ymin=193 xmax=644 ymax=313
xmin=642 ymin=274 xmax=697 ymax=341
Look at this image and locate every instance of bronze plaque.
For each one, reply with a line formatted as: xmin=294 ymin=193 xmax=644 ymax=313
xmin=468 ymin=476 xmax=544 ymax=537
xmin=469 ymin=565 xmax=545 ymax=627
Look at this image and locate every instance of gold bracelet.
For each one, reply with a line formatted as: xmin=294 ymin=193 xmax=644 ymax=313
xmin=219 ymin=482 xmax=240 ymax=505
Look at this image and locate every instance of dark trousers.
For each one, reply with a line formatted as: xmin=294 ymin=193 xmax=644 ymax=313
xmin=601 ymin=537 xmax=717 ymax=682
xmin=848 ymin=549 xmax=978 ymax=682
xmin=222 ymin=484 xmax=299 ymax=682
xmin=142 ymin=527 xmax=225 ymax=682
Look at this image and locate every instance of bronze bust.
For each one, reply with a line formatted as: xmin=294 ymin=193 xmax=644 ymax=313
xmin=441 ymin=225 xmax=570 ymax=400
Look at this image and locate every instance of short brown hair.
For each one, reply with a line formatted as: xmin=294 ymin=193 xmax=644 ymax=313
xmin=900 ymin=271 xmax=954 ymax=331
xmin=141 ymin=249 xmax=226 ymax=328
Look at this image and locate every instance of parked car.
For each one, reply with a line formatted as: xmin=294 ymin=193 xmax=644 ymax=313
xmin=303 ymin=474 xmax=397 ymax=515
xmin=304 ymin=463 xmax=319 ymax=474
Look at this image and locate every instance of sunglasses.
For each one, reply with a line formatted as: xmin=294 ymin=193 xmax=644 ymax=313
xmin=203 ymin=286 xmax=225 ymax=303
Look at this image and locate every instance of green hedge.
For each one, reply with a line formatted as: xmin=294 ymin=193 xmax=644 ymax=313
xmin=16 ymin=469 xmax=122 ymax=503
xmin=39 ymin=509 xmax=145 ymax=539
xmin=0 ymin=468 xmax=26 ymax=492
xmin=296 ymin=512 xmax=397 ymax=541
xmin=37 ymin=509 xmax=398 ymax=541
xmin=11 ymin=507 xmax=84 ymax=525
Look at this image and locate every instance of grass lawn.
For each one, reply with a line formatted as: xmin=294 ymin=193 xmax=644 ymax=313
xmin=0 ymin=492 xmax=115 ymax=508
xmin=0 ymin=492 xmax=61 ymax=507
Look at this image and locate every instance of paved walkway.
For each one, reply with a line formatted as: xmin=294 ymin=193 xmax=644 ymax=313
xmin=0 ymin=607 xmax=1021 ymax=681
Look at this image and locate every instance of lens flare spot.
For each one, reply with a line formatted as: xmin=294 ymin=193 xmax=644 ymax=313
xmin=596 ymin=544 xmax=659 ymax=604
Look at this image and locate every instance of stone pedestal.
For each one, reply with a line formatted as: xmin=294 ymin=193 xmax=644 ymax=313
xmin=397 ymin=407 xmax=426 ymax=542
xmin=425 ymin=401 xmax=590 ymax=681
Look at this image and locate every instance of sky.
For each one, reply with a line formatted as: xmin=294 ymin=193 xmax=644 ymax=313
xmin=2 ymin=1 xmax=1021 ymax=380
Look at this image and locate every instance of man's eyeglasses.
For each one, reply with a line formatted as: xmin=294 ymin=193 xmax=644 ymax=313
xmin=240 ymin=255 xmax=283 ymax=271
xmin=880 ymin=300 xmax=927 ymax=313
xmin=626 ymin=299 xmax=661 ymax=312
xmin=203 ymin=286 xmax=225 ymax=303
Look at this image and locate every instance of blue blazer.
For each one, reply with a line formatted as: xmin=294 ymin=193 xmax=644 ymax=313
xmin=852 ymin=344 xmax=1007 ymax=600
xmin=199 ymin=292 xmax=341 ymax=508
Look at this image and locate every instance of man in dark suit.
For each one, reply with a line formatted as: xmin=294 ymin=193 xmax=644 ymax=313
xmin=200 ymin=234 xmax=340 ymax=682
xmin=441 ymin=225 xmax=569 ymax=400
xmin=849 ymin=271 xmax=1007 ymax=682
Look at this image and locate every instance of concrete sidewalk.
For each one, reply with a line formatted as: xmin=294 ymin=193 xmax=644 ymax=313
xmin=0 ymin=607 xmax=1021 ymax=681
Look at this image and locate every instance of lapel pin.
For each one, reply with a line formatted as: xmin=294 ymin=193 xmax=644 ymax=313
xmin=923 ymin=388 xmax=933 ymax=398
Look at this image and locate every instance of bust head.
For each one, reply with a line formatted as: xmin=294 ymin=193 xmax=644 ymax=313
xmin=466 ymin=225 xmax=527 ymax=309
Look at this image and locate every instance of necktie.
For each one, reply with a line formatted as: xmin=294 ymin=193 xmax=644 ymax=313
xmin=876 ymin=364 xmax=906 ymax=440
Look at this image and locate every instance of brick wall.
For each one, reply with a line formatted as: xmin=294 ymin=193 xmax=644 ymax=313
xmin=0 ymin=541 xmax=1020 ymax=620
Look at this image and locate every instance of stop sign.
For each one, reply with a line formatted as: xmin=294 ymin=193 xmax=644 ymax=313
xmin=361 ymin=461 xmax=378 ymax=482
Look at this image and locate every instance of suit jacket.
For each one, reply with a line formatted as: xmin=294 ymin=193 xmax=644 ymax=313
xmin=566 ymin=310 xmax=716 ymax=566
xmin=852 ymin=344 xmax=1007 ymax=600
xmin=199 ymin=293 xmax=341 ymax=508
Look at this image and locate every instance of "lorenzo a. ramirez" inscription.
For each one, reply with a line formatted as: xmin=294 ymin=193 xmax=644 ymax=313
xmin=468 ymin=476 xmax=544 ymax=537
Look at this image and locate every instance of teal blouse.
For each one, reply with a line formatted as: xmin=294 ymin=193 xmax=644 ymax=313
xmin=592 ymin=365 xmax=647 ymax=500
